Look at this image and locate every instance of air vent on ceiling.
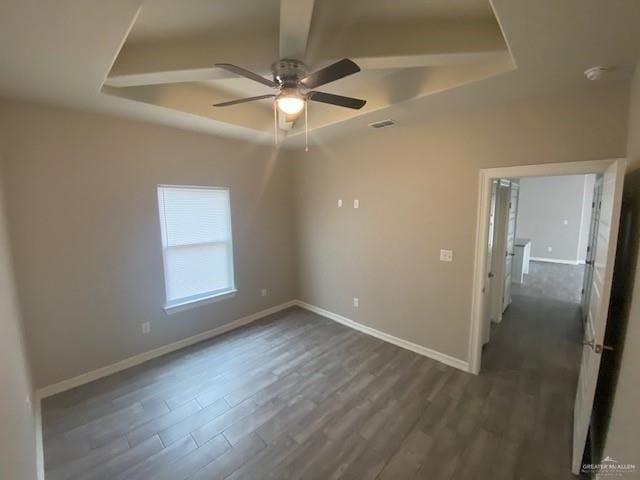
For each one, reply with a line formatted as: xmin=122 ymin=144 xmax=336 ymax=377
xmin=368 ymin=119 xmax=395 ymax=129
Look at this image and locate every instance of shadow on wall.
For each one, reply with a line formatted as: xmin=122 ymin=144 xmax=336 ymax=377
xmin=591 ymin=169 xmax=640 ymax=463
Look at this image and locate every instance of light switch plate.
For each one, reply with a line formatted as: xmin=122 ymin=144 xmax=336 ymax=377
xmin=353 ymin=297 xmax=359 ymax=308
xmin=261 ymin=288 xmax=267 ymax=297
xmin=440 ymin=249 xmax=453 ymax=262
xmin=353 ymin=199 xmax=359 ymax=209
xmin=142 ymin=322 xmax=151 ymax=334
xmin=338 ymin=199 xmax=343 ymax=207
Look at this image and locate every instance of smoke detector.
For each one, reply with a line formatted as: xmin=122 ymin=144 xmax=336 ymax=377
xmin=368 ymin=119 xmax=395 ymax=129
xmin=584 ymin=66 xmax=613 ymax=81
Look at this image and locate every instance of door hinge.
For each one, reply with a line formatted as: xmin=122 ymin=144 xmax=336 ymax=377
xmin=581 ymin=288 xmax=585 ymax=295
xmin=587 ymin=246 xmax=591 ymax=253
xmin=592 ymin=201 xmax=595 ymax=208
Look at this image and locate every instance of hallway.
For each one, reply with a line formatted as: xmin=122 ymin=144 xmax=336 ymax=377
xmin=481 ymin=263 xmax=584 ymax=478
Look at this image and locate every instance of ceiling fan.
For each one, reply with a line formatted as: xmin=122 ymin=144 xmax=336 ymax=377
xmin=212 ymin=58 xmax=366 ymax=119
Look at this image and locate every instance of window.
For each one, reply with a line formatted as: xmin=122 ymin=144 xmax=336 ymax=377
xmin=157 ymin=185 xmax=235 ymax=311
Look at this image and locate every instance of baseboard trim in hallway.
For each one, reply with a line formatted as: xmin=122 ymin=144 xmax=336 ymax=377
xmin=294 ymin=300 xmax=470 ymax=373
xmin=35 ymin=300 xmax=298 ymax=400
xmin=530 ymin=256 xmax=582 ymax=265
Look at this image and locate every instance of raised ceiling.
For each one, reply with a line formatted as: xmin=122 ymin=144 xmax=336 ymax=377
xmin=104 ymin=0 xmax=513 ymax=137
xmin=1 ymin=1 xmax=639 ymax=145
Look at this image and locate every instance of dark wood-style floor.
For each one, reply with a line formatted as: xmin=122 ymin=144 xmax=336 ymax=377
xmin=42 ymin=298 xmax=582 ymax=479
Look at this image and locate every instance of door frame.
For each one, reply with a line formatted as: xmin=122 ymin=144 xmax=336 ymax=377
xmin=467 ymin=158 xmax=626 ymax=375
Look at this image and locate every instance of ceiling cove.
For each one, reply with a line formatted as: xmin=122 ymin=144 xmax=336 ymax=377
xmin=102 ymin=0 xmax=515 ymax=140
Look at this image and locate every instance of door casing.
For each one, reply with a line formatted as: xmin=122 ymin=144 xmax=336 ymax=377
xmin=468 ymin=158 xmax=626 ymax=375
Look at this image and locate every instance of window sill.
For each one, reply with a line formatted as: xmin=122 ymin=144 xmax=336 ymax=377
xmin=164 ymin=289 xmax=237 ymax=315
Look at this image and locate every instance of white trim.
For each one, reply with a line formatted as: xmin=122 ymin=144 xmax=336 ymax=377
xmin=468 ymin=158 xmax=625 ymax=375
xmin=34 ymin=393 xmax=44 ymax=480
xmin=295 ymin=300 xmax=470 ymax=372
xmin=529 ymin=257 xmax=581 ymax=265
xmin=164 ymin=289 xmax=237 ymax=314
xmin=36 ymin=300 xmax=296 ymax=399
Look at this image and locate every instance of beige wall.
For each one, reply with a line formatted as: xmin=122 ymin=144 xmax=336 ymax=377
xmin=0 ymin=159 xmax=39 ymax=479
xmin=292 ymin=83 xmax=627 ymax=362
xmin=601 ymin=63 xmax=640 ymax=470
xmin=516 ymin=174 xmax=591 ymax=262
xmin=0 ymin=101 xmax=295 ymax=388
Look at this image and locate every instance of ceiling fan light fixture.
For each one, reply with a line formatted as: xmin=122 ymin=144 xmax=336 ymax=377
xmin=276 ymin=94 xmax=305 ymax=115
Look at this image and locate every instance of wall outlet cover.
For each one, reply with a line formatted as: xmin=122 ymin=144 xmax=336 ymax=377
xmin=141 ymin=322 xmax=151 ymax=334
xmin=353 ymin=297 xmax=359 ymax=308
xmin=338 ymin=199 xmax=343 ymax=207
xmin=440 ymin=249 xmax=454 ymax=262
xmin=261 ymin=288 xmax=267 ymax=297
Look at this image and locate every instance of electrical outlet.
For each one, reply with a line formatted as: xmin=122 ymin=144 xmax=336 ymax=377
xmin=141 ymin=322 xmax=151 ymax=334
xmin=353 ymin=199 xmax=359 ymax=209
xmin=440 ymin=249 xmax=453 ymax=262
xmin=563 ymin=219 xmax=569 ymax=225
xmin=353 ymin=297 xmax=359 ymax=308
xmin=261 ymin=288 xmax=268 ymax=297
xmin=338 ymin=199 xmax=343 ymax=207
xmin=547 ymin=246 xmax=553 ymax=252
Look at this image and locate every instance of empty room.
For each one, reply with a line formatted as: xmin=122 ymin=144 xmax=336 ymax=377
xmin=1 ymin=1 xmax=640 ymax=479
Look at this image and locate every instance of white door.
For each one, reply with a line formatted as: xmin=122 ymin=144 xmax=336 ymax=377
xmin=572 ymin=160 xmax=625 ymax=474
xmin=581 ymin=176 xmax=603 ymax=321
xmin=490 ymin=180 xmax=510 ymax=323
xmin=502 ymin=181 xmax=519 ymax=312
xmin=482 ymin=181 xmax=499 ymax=344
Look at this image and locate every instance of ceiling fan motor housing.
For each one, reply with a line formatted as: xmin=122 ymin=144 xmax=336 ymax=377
xmin=272 ymin=59 xmax=308 ymax=90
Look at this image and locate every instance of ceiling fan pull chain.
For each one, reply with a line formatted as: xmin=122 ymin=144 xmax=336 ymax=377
xmin=273 ymin=100 xmax=278 ymax=145
xmin=305 ymin=101 xmax=309 ymax=152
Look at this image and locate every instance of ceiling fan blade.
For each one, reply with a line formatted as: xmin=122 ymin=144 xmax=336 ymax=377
xmin=300 ymin=59 xmax=361 ymax=89
xmin=214 ymin=63 xmax=277 ymax=88
xmin=308 ymin=91 xmax=366 ymax=110
xmin=213 ymin=94 xmax=276 ymax=107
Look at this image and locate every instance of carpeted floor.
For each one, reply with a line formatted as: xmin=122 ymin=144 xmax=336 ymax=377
xmin=512 ymin=261 xmax=585 ymax=304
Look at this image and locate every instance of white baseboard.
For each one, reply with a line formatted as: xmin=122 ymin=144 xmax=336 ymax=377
xmin=36 ymin=297 xmax=468 ymax=398
xmin=36 ymin=300 xmax=297 ymax=399
xmin=530 ymin=257 xmax=581 ymax=266
xmin=294 ymin=300 xmax=469 ymax=372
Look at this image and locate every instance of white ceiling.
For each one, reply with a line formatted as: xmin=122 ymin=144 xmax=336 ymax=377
xmin=127 ymin=0 xmax=280 ymax=45
xmin=0 ymin=0 xmax=639 ymax=146
xmin=127 ymin=0 xmax=493 ymax=47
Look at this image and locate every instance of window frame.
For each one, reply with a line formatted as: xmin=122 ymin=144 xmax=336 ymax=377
xmin=157 ymin=184 xmax=236 ymax=314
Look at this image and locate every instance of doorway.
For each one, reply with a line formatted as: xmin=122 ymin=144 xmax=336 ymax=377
xmin=468 ymin=159 xmax=626 ymax=475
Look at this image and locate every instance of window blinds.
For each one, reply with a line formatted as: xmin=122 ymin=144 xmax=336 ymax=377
xmin=157 ymin=186 xmax=235 ymax=306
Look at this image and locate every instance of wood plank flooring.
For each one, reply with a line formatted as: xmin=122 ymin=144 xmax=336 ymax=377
xmin=42 ymin=301 xmax=582 ymax=479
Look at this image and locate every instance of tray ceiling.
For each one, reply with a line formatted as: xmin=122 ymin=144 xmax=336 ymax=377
xmin=104 ymin=0 xmax=514 ymax=138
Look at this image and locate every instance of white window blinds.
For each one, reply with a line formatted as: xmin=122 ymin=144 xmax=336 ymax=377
xmin=157 ymin=186 xmax=235 ymax=307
